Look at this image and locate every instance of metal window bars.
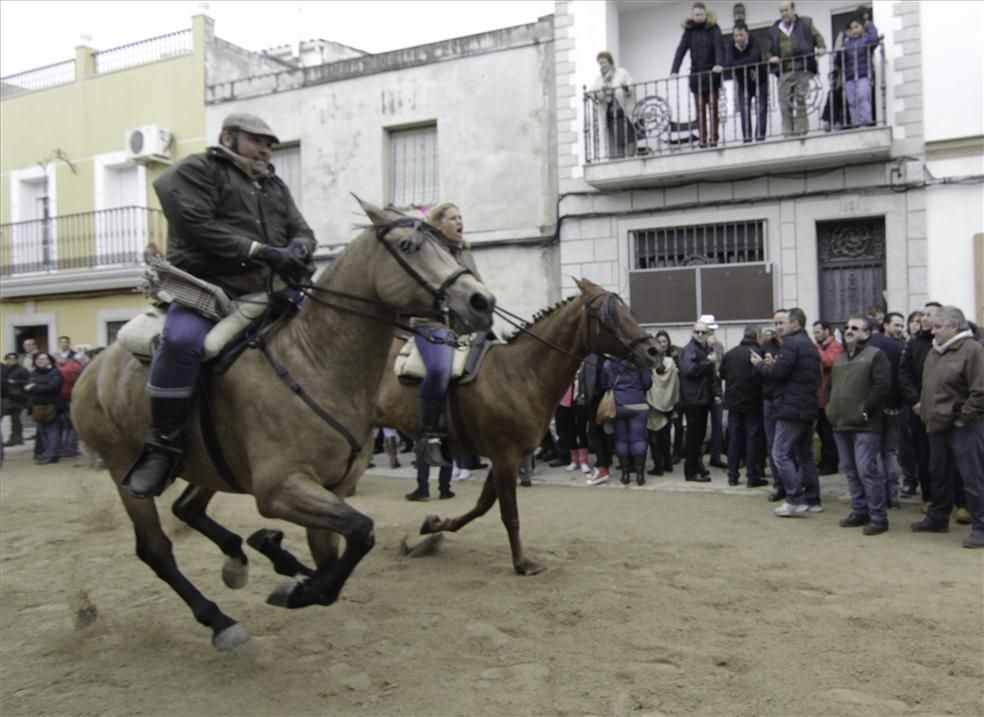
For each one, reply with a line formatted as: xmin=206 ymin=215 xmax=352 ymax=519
xmin=632 ymin=221 xmax=766 ymax=269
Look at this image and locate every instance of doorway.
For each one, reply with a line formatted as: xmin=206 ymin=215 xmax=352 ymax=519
xmin=817 ymin=217 xmax=886 ymax=327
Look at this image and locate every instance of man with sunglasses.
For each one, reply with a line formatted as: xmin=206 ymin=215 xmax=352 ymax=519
xmin=826 ymin=317 xmax=892 ymax=535
xmin=124 ymin=113 xmax=316 ymax=499
xmin=750 ymin=307 xmax=820 ymax=516
xmin=680 ymin=319 xmax=718 ymax=481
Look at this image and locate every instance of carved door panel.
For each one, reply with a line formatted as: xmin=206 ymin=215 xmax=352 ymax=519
xmin=817 ymin=218 xmax=886 ymax=327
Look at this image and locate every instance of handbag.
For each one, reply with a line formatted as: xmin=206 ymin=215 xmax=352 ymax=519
xmin=31 ymin=404 xmax=57 ymax=425
xmin=596 ymin=389 xmax=617 ymax=425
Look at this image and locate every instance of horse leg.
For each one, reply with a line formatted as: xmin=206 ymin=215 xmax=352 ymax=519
xmin=118 ymin=487 xmax=249 ymax=651
xmin=246 ymin=528 xmax=316 ymax=578
xmin=494 ymin=465 xmax=546 ymax=576
xmin=171 ymin=484 xmax=250 ymax=589
xmin=255 ymin=473 xmax=374 ymax=609
xmin=420 ymin=467 xmax=498 ymax=534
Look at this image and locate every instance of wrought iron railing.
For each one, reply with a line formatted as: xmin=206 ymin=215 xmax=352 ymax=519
xmin=0 ymin=59 xmax=76 ymax=100
xmin=0 ymin=206 xmax=166 ymax=276
xmin=94 ymin=29 xmax=193 ymax=74
xmin=584 ymin=42 xmax=886 ymax=162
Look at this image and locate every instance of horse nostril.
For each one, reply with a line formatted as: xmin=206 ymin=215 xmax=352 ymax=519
xmin=647 ymin=346 xmax=658 ymax=356
xmin=470 ymin=294 xmax=491 ymax=313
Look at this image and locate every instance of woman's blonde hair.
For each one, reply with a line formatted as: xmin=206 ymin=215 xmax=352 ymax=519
xmin=426 ymin=202 xmax=459 ymax=225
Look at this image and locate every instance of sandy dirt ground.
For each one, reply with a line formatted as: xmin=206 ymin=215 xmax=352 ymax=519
xmin=1 ymin=447 xmax=982 ymax=717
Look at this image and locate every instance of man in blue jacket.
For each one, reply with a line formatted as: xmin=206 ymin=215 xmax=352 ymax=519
xmin=680 ymin=319 xmax=718 ymax=481
xmin=751 ymin=307 xmax=821 ymax=516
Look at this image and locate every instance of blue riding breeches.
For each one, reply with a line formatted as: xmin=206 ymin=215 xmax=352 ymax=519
xmin=147 ymin=304 xmax=216 ymax=399
xmin=415 ymin=325 xmax=453 ymax=402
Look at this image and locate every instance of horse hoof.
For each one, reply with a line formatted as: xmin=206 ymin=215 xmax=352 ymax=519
xmin=222 ymin=555 xmax=249 ymax=590
xmin=420 ymin=515 xmax=441 ymax=534
xmin=515 ymin=559 xmax=547 ymax=576
xmin=212 ymin=623 xmax=250 ymax=651
xmin=266 ymin=579 xmax=299 ymax=608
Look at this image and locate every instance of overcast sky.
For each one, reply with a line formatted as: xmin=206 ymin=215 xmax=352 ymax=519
xmin=0 ymin=0 xmax=555 ymax=77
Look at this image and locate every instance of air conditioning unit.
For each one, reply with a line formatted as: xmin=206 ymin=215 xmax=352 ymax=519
xmin=125 ymin=125 xmax=175 ymax=164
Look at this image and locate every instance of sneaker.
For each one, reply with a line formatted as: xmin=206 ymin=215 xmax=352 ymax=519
xmin=586 ymin=471 xmax=608 ymax=486
xmin=900 ymin=485 xmax=918 ymax=498
xmin=580 ymin=463 xmax=592 ymax=474
xmin=954 ymin=507 xmax=972 ymax=525
xmin=454 ymin=469 xmax=471 ymax=481
xmin=774 ymin=501 xmax=809 ymax=517
xmin=451 ymin=467 xmax=462 ymax=480
xmin=961 ymin=533 xmax=984 ymax=549
xmin=565 ymin=462 xmax=579 ymax=472
xmin=806 ymin=504 xmax=824 ymax=513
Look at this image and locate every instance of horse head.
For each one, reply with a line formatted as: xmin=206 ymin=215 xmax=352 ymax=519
xmin=356 ymin=198 xmax=495 ymax=333
xmin=575 ymin=278 xmax=659 ymax=369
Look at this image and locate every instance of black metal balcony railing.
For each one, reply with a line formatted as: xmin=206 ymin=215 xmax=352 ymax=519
xmin=583 ymin=43 xmax=886 ymax=162
xmin=0 ymin=206 xmax=165 ymax=276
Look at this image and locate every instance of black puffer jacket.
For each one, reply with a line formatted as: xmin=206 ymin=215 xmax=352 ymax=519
xmin=898 ymin=330 xmax=933 ymax=408
xmin=24 ymin=366 xmax=63 ymax=409
xmin=671 ymin=14 xmax=724 ymax=94
xmin=720 ymin=338 xmax=763 ymax=413
xmin=759 ymin=337 xmax=781 ymax=401
xmin=679 ymin=338 xmax=715 ymax=407
xmin=755 ymin=327 xmax=820 ymax=420
xmin=154 ymin=146 xmax=316 ymax=291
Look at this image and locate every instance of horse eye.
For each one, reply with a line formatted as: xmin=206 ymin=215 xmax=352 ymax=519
xmin=398 ymin=237 xmax=420 ymax=254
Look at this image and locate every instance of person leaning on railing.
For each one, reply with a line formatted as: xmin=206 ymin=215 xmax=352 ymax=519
xmin=725 ymin=20 xmax=769 ymax=143
xmin=590 ymin=51 xmax=640 ymax=159
xmin=670 ymin=1 xmax=725 ymax=148
xmin=768 ymin=0 xmax=826 ymax=137
xmin=834 ymin=13 xmax=879 ymax=127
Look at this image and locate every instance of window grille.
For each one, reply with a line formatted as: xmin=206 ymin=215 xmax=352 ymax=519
xmin=632 ymin=220 xmax=766 ymax=269
xmin=389 ymin=125 xmax=437 ymax=208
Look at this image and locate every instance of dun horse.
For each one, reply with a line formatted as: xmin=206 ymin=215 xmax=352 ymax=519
xmin=72 ymin=201 xmax=494 ymax=650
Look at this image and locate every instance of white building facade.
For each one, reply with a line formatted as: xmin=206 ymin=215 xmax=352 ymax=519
xmin=552 ymin=0 xmax=983 ymax=345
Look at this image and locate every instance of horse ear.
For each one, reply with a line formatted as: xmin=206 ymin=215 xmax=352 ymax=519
xmin=352 ymin=194 xmax=387 ymax=226
xmin=574 ymin=277 xmax=600 ymax=294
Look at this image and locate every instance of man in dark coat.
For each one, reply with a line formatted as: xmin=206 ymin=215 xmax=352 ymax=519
xmin=679 ymin=319 xmax=718 ymax=481
xmin=752 ymin=307 xmax=821 ymax=516
xmin=2 ymin=352 xmax=30 ymax=446
xmin=768 ymin=1 xmax=826 ymax=136
xmin=867 ymin=311 xmax=904 ymax=507
xmin=898 ymin=302 xmax=941 ymax=502
xmin=125 ymin=113 xmax=317 ymax=499
xmin=720 ymin=325 xmax=767 ymax=487
xmin=670 ymin=2 xmax=725 ymax=147
xmin=760 ymin=313 xmax=786 ymax=500
xmin=726 ymin=21 xmax=769 ymax=142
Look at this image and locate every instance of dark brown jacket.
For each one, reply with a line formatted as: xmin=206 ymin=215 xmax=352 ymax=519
xmin=919 ymin=333 xmax=984 ymax=433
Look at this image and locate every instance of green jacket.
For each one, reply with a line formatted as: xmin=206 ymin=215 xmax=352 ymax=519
xmin=919 ymin=333 xmax=984 ymax=433
xmin=826 ymin=342 xmax=891 ymax=432
xmin=154 ymin=146 xmax=315 ymax=292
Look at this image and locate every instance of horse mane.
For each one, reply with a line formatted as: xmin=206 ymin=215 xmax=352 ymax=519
xmin=504 ymin=290 xmax=625 ymax=344
xmin=504 ymin=295 xmax=580 ymax=344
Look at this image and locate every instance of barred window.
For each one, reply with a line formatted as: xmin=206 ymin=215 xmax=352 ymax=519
xmin=389 ymin=124 xmax=438 ymax=209
xmin=629 ymin=219 xmax=773 ymax=324
xmin=633 ymin=220 xmax=766 ymax=269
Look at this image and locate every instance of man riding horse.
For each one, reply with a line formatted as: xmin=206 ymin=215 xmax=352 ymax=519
xmin=125 ymin=113 xmax=316 ymax=499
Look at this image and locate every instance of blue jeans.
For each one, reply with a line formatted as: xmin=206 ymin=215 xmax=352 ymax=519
xmin=772 ymin=419 xmax=819 ymax=505
xmin=415 ymin=325 xmax=453 ymax=402
xmin=845 ymin=76 xmax=872 ymax=125
xmin=148 ymin=304 xmax=216 ymax=398
xmin=881 ymin=412 xmax=902 ymax=501
xmin=834 ymin=431 xmax=887 ymax=522
xmin=927 ymin=421 xmax=984 ymax=535
xmin=709 ymin=401 xmax=724 ymax=460
xmin=762 ymin=399 xmax=781 ymax=488
xmin=727 ymin=410 xmax=763 ymax=483
xmin=614 ymin=405 xmax=648 ymax=456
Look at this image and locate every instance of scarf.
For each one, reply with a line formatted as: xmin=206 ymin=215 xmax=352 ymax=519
xmin=934 ymin=329 xmax=973 ymax=354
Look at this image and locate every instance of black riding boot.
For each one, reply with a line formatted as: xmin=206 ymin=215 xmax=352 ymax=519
xmin=421 ymin=399 xmax=450 ymax=466
xmin=124 ymin=396 xmax=194 ymax=499
xmin=634 ymin=453 xmax=647 ymax=486
xmin=618 ymin=454 xmax=631 ymax=484
xmin=647 ymin=431 xmax=664 ymax=476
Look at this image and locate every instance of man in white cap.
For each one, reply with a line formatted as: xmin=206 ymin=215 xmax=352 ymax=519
xmin=124 ymin=113 xmax=316 ymax=499
xmin=679 ymin=317 xmax=719 ymax=481
xmin=699 ymin=314 xmax=728 ymax=469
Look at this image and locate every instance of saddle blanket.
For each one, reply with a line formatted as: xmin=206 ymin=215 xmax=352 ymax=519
xmin=394 ymin=334 xmax=497 ymax=385
xmin=117 ymin=293 xmax=270 ymax=362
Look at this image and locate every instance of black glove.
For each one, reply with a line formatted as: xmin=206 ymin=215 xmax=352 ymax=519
xmin=286 ymin=237 xmax=312 ymax=261
xmin=255 ymin=245 xmax=309 ymax=284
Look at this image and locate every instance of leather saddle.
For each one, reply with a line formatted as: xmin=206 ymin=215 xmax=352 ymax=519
xmin=394 ymin=331 xmax=499 ymax=386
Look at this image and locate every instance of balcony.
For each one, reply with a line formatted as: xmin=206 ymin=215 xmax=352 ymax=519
xmin=582 ymin=45 xmax=892 ymax=189
xmin=0 ymin=206 xmax=166 ymax=298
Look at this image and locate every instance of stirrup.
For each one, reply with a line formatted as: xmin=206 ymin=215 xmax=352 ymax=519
xmin=122 ymin=440 xmax=183 ymax=499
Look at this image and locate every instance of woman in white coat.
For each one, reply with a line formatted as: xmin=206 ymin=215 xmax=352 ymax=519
xmin=590 ymin=51 xmax=640 ymax=159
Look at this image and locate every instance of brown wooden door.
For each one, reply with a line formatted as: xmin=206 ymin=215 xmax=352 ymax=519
xmin=817 ymin=218 xmax=886 ymax=327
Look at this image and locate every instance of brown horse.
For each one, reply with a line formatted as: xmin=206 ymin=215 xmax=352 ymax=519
xmin=373 ymin=278 xmax=658 ymax=575
xmin=71 ymin=200 xmax=495 ymax=650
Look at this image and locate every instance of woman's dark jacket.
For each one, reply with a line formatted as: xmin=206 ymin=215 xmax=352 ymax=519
xmin=602 ymin=357 xmax=652 ymax=406
xmin=671 ymin=17 xmax=725 ymax=94
xmin=754 ymin=327 xmax=820 ymax=420
xmin=24 ymin=366 xmax=63 ymax=409
xmin=679 ymin=338 xmax=716 ymax=407
xmin=153 ymin=146 xmax=316 ymax=290
xmin=720 ymin=338 xmax=764 ymax=413
xmin=725 ymin=35 xmax=769 ymax=95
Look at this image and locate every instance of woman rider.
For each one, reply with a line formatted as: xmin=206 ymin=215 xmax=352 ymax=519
xmin=405 ymin=203 xmax=481 ymax=500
